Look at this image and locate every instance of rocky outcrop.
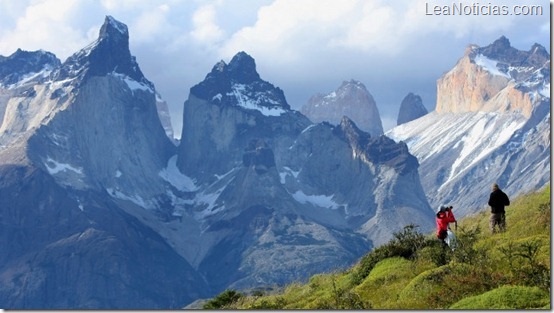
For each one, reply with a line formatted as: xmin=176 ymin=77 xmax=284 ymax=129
xmin=0 ymin=49 xmax=60 ymax=87
xmin=436 ymin=36 xmax=549 ymax=118
xmin=301 ymin=80 xmax=384 ymax=136
xmin=155 ymin=94 xmax=176 ymax=142
xmin=397 ymin=93 xmax=428 ymax=125
xmin=177 ymin=51 xmax=309 ymax=183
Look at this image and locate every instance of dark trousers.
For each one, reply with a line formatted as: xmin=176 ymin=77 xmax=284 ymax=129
xmin=490 ymin=212 xmax=506 ymax=233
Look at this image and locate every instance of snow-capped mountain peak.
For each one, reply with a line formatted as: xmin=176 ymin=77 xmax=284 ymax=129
xmin=189 ymin=51 xmax=290 ymax=116
xmin=101 ymin=15 xmax=129 ymax=38
xmin=0 ymin=49 xmax=60 ymax=87
xmin=55 ymin=16 xmax=151 ymax=88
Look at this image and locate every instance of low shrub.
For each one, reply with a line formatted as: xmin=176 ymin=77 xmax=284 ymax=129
xmin=202 ymin=289 xmax=243 ymax=309
xmin=450 ymin=285 xmax=550 ymax=309
xmin=352 ymin=224 xmax=426 ymax=285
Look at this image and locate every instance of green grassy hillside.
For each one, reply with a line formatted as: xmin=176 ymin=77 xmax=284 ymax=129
xmin=203 ymin=185 xmax=551 ymax=309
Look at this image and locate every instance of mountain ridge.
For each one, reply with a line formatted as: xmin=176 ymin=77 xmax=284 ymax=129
xmin=388 ymin=36 xmax=550 ymax=216
xmin=0 ymin=18 xmax=547 ymax=310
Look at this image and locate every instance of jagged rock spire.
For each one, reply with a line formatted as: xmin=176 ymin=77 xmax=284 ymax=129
xmin=397 ymin=93 xmax=428 ymax=126
xmin=56 ymin=16 xmax=149 ymax=86
xmin=189 ymin=51 xmax=290 ymax=112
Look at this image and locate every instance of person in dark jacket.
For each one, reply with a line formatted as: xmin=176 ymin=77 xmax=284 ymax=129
xmin=488 ymin=183 xmax=510 ymax=233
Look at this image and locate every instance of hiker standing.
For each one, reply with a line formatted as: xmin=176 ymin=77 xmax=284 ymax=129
xmin=488 ymin=183 xmax=510 ymax=233
xmin=435 ymin=205 xmax=457 ymax=245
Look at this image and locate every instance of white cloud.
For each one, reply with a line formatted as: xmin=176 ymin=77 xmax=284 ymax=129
xmin=220 ymin=0 xmax=549 ymax=61
xmin=0 ymin=0 xmax=548 ymax=138
xmin=0 ymin=0 xmax=98 ymax=59
xmin=100 ymin=0 xmax=147 ymax=11
xmin=220 ymin=0 xmax=361 ymax=61
xmin=190 ymin=4 xmax=224 ymax=45
xmin=131 ymin=4 xmax=172 ymax=43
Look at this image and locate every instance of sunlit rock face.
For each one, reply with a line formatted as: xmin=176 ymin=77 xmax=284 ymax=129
xmin=388 ymin=36 xmax=550 ymax=217
xmin=436 ymin=36 xmax=549 ymax=117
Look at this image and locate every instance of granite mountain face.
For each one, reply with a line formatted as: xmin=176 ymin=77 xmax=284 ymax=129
xmin=0 ymin=16 xmax=434 ymax=308
xmin=174 ymin=51 xmax=433 ymax=290
xmin=397 ymin=92 xmax=428 ymax=126
xmin=0 ymin=16 xmax=206 ymax=309
xmin=388 ymin=36 xmax=550 ymax=216
xmin=300 ymin=79 xmax=384 ymax=136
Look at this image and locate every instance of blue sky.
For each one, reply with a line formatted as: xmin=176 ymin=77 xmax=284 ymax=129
xmin=0 ymin=0 xmax=550 ymax=137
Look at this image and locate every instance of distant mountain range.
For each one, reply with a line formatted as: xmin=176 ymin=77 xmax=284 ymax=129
xmin=0 ymin=16 xmax=433 ymax=308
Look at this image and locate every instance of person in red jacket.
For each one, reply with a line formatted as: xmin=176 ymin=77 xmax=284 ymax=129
xmin=436 ymin=205 xmax=457 ymax=245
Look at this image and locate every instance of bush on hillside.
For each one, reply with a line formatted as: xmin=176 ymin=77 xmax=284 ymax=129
xmin=503 ymin=238 xmax=550 ymax=291
xmin=203 ymin=289 xmax=243 ymax=309
xmin=398 ymin=262 xmax=503 ymax=309
xmin=352 ymin=224 xmax=426 ymax=285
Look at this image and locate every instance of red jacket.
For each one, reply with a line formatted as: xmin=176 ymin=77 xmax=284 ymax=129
xmin=436 ymin=210 xmax=456 ymax=237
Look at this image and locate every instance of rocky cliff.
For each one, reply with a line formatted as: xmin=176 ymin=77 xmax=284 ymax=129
xmin=397 ymin=93 xmax=428 ymax=125
xmin=436 ymin=36 xmax=549 ymax=117
xmin=300 ymin=80 xmax=384 ymax=136
xmin=0 ymin=16 xmax=206 ymax=309
xmin=175 ymin=52 xmax=433 ymax=290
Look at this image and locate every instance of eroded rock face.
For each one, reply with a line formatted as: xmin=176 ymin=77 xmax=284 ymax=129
xmin=436 ymin=36 xmax=549 ymax=117
xmin=177 ymin=51 xmax=309 ymax=184
xmin=397 ymin=93 xmax=428 ymax=125
xmin=301 ymin=80 xmax=384 ymax=136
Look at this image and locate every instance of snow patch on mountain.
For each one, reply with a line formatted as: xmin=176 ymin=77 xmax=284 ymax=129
xmin=107 ymin=187 xmax=155 ymax=210
xmin=6 ymin=67 xmax=54 ymax=89
xmin=291 ymin=190 xmax=341 ymax=210
xmin=227 ymin=83 xmax=286 ymax=116
xmin=193 ymin=189 xmax=226 ymax=219
xmin=474 ymin=54 xmax=510 ymax=78
xmin=389 ymin=111 xmax=526 ymax=169
xmin=110 ymin=72 xmax=153 ymax=95
xmin=539 ymin=83 xmax=550 ymax=98
xmin=279 ymin=166 xmax=300 ymax=184
xmin=447 ymin=115 xmax=526 ymax=185
xmin=159 ymin=155 xmax=198 ymax=192
xmin=44 ymin=156 xmax=83 ymax=175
